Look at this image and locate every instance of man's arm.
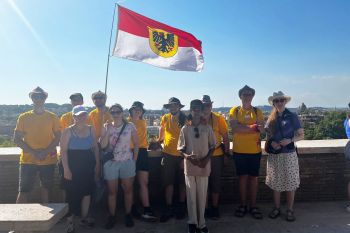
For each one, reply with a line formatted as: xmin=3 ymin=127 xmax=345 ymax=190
xmin=13 ymin=131 xmax=36 ymax=155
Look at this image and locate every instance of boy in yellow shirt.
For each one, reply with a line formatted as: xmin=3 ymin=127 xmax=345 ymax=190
xmin=229 ymin=85 xmax=265 ymax=219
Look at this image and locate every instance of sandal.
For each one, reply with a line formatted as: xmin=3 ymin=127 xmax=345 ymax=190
xmin=234 ymin=205 xmax=247 ymax=218
xmin=268 ymin=208 xmax=281 ymax=219
xmin=286 ymin=209 xmax=296 ymax=222
xmin=249 ymin=207 xmax=263 ymax=219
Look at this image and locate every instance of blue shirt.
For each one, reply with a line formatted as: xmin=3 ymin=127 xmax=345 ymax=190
xmin=344 ymin=119 xmax=350 ymax=139
xmin=270 ymin=109 xmax=302 ymax=153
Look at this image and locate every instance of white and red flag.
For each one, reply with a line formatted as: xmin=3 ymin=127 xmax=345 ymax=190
xmin=113 ymin=5 xmax=204 ymax=72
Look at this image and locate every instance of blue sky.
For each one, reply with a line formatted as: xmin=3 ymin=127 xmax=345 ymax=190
xmin=0 ymin=0 xmax=349 ymax=109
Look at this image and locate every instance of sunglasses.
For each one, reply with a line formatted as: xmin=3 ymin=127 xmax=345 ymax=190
xmin=273 ymin=98 xmax=286 ymax=103
xmin=110 ymin=110 xmax=123 ymax=115
xmin=93 ymin=97 xmax=105 ymax=100
xmin=194 ymin=127 xmax=200 ymax=138
xmin=31 ymin=95 xmax=45 ymax=100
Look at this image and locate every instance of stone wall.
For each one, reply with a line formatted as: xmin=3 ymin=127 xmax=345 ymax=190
xmin=0 ymin=140 xmax=348 ymax=204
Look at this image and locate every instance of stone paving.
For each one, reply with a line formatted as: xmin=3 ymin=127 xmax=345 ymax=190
xmin=45 ymin=201 xmax=350 ymax=233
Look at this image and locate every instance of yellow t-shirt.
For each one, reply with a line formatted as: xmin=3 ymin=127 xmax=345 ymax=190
xmin=208 ymin=112 xmax=229 ymax=156
xmin=15 ymin=110 xmax=61 ymax=165
xmin=161 ymin=113 xmax=181 ymax=156
xmin=129 ymin=118 xmax=148 ymax=149
xmin=229 ymin=106 xmax=263 ymax=154
xmin=60 ymin=112 xmax=74 ymax=130
xmin=87 ymin=108 xmax=112 ymax=139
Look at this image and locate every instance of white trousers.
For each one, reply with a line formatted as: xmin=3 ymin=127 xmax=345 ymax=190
xmin=185 ymin=175 xmax=208 ymax=228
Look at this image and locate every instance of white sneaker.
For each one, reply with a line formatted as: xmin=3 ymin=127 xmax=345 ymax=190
xmin=346 ymin=203 xmax=350 ymax=213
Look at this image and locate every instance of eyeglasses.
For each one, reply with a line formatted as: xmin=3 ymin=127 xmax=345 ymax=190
xmin=194 ymin=127 xmax=200 ymax=138
xmin=273 ymin=98 xmax=286 ymax=103
xmin=110 ymin=111 xmax=122 ymax=115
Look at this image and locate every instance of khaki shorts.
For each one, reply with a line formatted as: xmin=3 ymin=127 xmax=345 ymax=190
xmin=161 ymin=153 xmax=185 ymax=186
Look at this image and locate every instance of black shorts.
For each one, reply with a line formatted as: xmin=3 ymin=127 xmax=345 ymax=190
xmin=19 ymin=164 xmax=55 ymax=192
xmin=161 ymin=153 xmax=185 ymax=186
xmin=234 ymin=152 xmax=262 ymax=177
xmin=136 ymin=148 xmax=149 ymax=172
xmin=209 ymin=155 xmax=224 ymax=193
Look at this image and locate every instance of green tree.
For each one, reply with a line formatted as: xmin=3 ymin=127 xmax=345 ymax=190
xmin=305 ymin=111 xmax=347 ymax=139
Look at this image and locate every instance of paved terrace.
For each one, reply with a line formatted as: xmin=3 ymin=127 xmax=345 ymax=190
xmin=44 ymin=201 xmax=350 ymax=233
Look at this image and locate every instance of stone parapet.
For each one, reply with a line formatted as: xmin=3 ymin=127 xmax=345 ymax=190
xmin=0 ymin=139 xmax=348 ymax=204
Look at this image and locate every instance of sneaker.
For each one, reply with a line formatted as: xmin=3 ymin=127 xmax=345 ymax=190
xmin=199 ymin=226 xmax=209 ymax=233
xmin=346 ymin=203 xmax=350 ymax=213
xmin=175 ymin=202 xmax=186 ymax=219
xmin=188 ymin=224 xmax=197 ymax=233
xmin=125 ymin=214 xmax=134 ymax=227
xmin=66 ymin=219 xmax=75 ymax=233
xmin=79 ymin=217 xmax=94 ymax=228
xmin=160 ymin=206 xmax=174 ymax=222
xmin=104 ymin=215 xmax=116 ymax=230
xmin=141 ymin=208 xmax=158 ymax=222
xmin=210 ymin=207 xmax=220 ymax=220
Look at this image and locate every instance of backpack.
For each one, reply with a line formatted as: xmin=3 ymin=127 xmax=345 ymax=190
xmin=234 ymin=106 xmax=258 ymax=123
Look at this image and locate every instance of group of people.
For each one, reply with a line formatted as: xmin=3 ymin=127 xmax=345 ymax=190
xmin=14 ymin=85 xmax=304 ymax=233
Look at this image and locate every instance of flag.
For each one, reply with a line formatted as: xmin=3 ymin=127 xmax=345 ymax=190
xmin=113 ymin=5 xmax=204 ymax=72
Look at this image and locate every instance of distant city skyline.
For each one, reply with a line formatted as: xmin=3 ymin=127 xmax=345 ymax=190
xmin=1 ymin=0 xmax=349 ymax=109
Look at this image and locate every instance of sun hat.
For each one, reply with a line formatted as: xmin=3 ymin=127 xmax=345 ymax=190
xmin=201 ymin=95 xmax=213 ymax=104
xmin=238 ymin=85 xmax=255 ymax=98
xmin=268 ymin=91 xmax=292 ymax=105
xmin=163 ymin=97 xmax=185 ymax=109
xmin=29 ymin=86 xmax=48 ymax=98
xmin=129 ymin=101 xmax=146 ymax=115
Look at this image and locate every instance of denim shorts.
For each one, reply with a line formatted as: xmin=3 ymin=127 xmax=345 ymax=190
xmin=19 ymin=164 xmax=55 ymax=192
xmin=103 ymin=159 xmax=136 ymax=180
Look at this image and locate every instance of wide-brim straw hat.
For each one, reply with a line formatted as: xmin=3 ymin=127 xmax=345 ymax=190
xmin=268 ymin=91 xmax=292 ymax=105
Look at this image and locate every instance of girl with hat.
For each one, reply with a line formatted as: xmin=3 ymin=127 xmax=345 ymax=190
xmin=265 ymin=91 xmax=304 ymax=222
xmin=128 ymin=101 xmax=158 ymax=222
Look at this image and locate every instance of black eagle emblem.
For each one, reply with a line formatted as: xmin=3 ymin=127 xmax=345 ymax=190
xmin=152 ymin=31 xmax=175 ymax=53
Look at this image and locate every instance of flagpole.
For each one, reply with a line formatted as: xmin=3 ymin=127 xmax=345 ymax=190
xmin=104 ymin=3 xmax=118 ymax=96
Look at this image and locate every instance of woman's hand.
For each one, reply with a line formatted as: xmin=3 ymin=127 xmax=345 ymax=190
xmin=280 ymin=138 xmax=292 ymax=147
xmin=64 ymin=169 xmax=72 ymax=180
xmin=271 ymin=141 xmax=282 ymax=150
